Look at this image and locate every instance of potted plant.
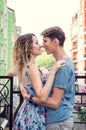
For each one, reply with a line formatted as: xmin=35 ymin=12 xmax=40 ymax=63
xmin=78 ymin=107 xmax=86 ymax=121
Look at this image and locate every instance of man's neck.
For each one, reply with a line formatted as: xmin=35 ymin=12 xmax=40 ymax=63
xmin=53 ymin=48 xmax=68 ymax=61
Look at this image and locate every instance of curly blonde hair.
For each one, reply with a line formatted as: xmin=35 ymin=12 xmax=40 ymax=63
xmin=13 ymin=33 xmax=35 ymax=72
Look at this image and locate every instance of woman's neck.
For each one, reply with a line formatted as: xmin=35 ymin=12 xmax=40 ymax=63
xmin=29 ymin=56 xmax=36 ymax=64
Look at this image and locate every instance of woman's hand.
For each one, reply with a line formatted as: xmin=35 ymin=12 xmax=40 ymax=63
xmin=7 ymin=69 xmax=17 ymax=77
xmin=7 ymin=70 xmax=14 ymax=77
xmin=51 ymin=60 xmax=66 ymax=73
xmin=20 ymin=84 xmax=30 ymax=100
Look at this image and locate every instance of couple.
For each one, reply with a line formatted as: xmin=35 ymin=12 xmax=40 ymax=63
xmin=8 ymin=26 xmax=75 ymax=130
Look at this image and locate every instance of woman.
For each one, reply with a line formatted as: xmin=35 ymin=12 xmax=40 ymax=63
xmin=8 ymin=33 xmax=65 ymax=130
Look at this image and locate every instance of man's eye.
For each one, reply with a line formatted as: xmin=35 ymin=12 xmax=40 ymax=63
xmin=44 ymin=40 xmax=47 ymax=43
xmin=44 ymin=41 xmax=46 ymax=43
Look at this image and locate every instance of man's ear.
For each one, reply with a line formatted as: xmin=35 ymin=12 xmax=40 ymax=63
xmin=54 ymin=38 xmax=59 ymax=46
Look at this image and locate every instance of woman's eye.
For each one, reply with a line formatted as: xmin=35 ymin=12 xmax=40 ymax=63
xmin=36 ymin=42 xmax=38 ymax=44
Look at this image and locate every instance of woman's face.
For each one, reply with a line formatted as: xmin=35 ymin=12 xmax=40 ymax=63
xmin=31 ymin=36 xmax=41 ymax=56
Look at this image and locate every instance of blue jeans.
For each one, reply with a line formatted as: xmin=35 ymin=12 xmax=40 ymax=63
xmin=46 ymin=117 xmax=74 ymax=130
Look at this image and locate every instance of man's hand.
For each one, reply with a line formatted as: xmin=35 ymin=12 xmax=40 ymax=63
xmin=20 ymin=83 xmax=30 ymax=100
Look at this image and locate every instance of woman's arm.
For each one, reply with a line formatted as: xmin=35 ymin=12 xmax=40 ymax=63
xmin=22 ymin=60 xmax=66 ymax=102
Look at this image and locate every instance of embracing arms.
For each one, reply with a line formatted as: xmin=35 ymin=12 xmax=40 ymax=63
xmin=26 ymin=60 xmax=65 ymax=102
xmin=21 ymin=85 xmax=64 ymax=109
xmin=21 ymin=60 xmax=65 ymax=108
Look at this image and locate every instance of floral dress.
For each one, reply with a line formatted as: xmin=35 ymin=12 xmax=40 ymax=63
xmin=13 ymin=65 xmax=46 ymax=130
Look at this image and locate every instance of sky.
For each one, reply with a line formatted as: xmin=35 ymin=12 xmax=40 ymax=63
xmin=7 ymin=0 xmax=80 ymax=38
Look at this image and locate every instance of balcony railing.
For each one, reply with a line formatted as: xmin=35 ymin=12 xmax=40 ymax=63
xmin=0 ymin=76 xmax=86 ymax=130
xmin=0 ymin=76 xmax=23 ymax=130
xmin=0 ymin=76 xmax=13 ymax=130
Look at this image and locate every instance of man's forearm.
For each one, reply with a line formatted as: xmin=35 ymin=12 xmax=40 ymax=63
xmin=32 ymin=96 xmax=58 ymax=109
xmin=32 ymin=96 xmax=44 ymax=106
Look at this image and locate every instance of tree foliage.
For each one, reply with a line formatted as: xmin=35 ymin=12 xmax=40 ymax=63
xmin=36 ymin=48 xmax=55 ymax=68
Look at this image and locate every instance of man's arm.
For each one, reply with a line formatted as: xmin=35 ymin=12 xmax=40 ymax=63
xmin=21 ymin=85 xmax=64 ymax=109
xmin=32 ymin=87 xmax=64 ymax=109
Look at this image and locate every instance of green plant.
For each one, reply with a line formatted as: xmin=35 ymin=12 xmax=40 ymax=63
xmin=78 ymin=107 xmax=86 ymax=121
xmin=36 ymin=48 xmax=55 ymax=68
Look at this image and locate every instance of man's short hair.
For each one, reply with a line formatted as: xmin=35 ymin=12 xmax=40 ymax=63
xmin=41 ymin=26 xmax=65 ymax=46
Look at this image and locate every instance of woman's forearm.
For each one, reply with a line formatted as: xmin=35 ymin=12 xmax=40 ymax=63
xmin=38 ymin=60 xmax=65 ymax=101
xmin=39 ymin=70 xmax=56 ymax=102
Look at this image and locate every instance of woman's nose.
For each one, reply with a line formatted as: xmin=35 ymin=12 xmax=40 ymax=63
xmin=40 ymin=44 xmax=45 ymax=48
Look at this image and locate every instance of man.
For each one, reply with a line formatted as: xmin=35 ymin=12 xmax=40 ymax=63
xmin=21 ymin=26 xmax=75 ymax=130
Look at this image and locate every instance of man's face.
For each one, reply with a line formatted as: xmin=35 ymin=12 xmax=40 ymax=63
xmin=42 ymin=37 xmax=56 ymax=54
